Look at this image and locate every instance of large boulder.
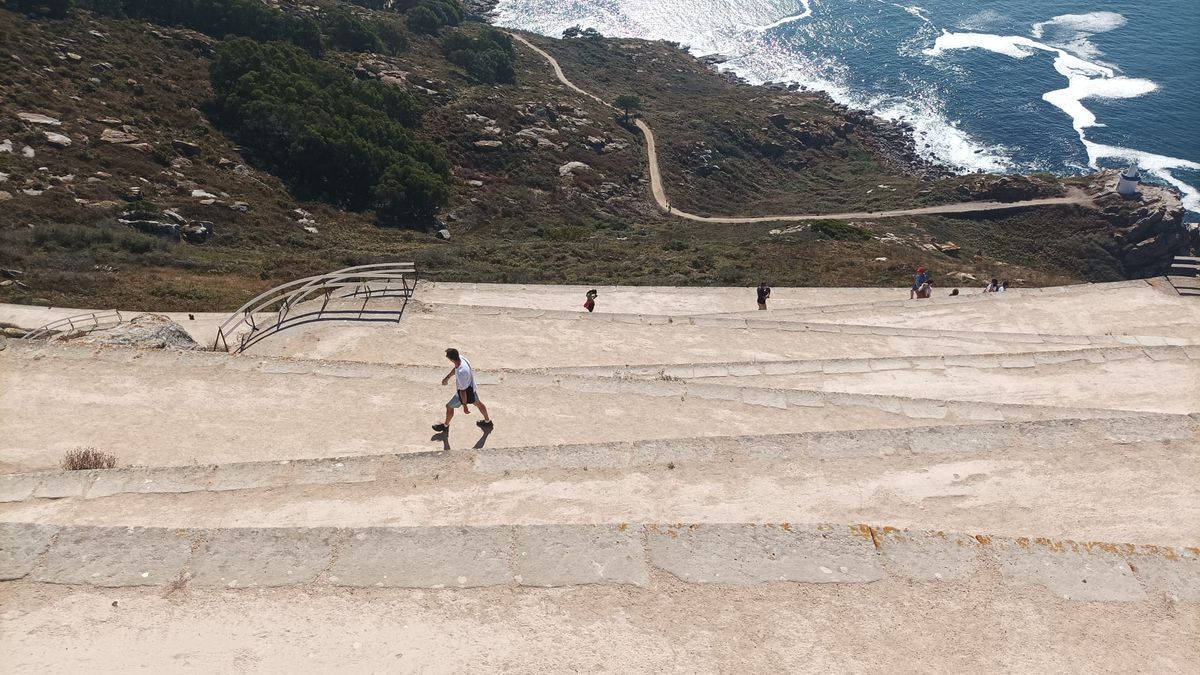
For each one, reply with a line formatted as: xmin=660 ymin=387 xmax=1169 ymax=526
xmin=51 ymin=314 xmax=201 ymax=350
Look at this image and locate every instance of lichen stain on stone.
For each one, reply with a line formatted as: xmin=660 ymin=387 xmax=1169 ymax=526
xmin=1083 ymin=541 xmax=1135 ymax=556
xmin=1133 ymin=545 xmax=1179 ymax=561
xmin=1033 ymin=537 xmax=1069 ymax=553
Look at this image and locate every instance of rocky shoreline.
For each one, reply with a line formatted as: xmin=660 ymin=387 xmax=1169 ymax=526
xmin=480 ymin=13 xmax=1197 ymax=271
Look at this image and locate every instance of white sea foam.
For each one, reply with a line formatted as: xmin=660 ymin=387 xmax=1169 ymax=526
xmin=1032 ymin=11 xmax=1126 ymax=60
xmin=925 ymin=27 xmax=1199 ymax=211
xmin=749 ymin=0 xmax=812 ymax=31
xmin=494 ymin=0 xmax=1013 ymax=174
xmin=734 ymin=46 xmax=1013 ymax=173
xmin=1032 ymin=12 xmax=1127 ymax=39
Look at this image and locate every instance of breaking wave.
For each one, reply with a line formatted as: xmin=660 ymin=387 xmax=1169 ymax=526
xmin=493 ymin=1 xmax=1199 ymax=210
xmin=924 ymin=18 xmax=1199 ymax=211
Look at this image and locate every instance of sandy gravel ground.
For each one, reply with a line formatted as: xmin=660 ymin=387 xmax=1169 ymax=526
xmin=2 ymin=580 xmax=1196 ymax=673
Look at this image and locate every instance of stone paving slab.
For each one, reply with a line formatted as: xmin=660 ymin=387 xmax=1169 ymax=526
xmin=992 ymin=537 xmax=1145 ymax=602
xmin=646 ymin=524 xmax=885 ymax=584
xmin=0 ymin=522 xmax=59 ymax=580
xmin=189 ymin=528 xmax=339 ymax=588
xmin=514 ymin=524 xmax=648 ymax=587
xmin=0 ymin=474 xmax=41 ymax=502
xmin=1126 ymin=546 xmax=1200 ymax=602
xmin=32 ymin=471 xmax=96 ymax=499
xmin=329 ymin=526 xmax=512 ymax=588
xmin=32 ymin=526 xmax=193 ymax=587
xmin=873 ymin=528 xmax=982 ymax=582
xmin=2 ymin=523 xmax=1195 ymax=600
xmin=87 ymin=464 xmax=215 ymax=499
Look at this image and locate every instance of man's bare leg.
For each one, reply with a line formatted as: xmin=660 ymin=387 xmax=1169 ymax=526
xmin=443 ymin=405 xmax=455 ymax=427
xmin=474 ymin=401 xmax=492 ymax=423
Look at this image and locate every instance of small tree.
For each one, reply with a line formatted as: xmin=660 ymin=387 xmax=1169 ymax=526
xmin=406 ymin=6 xmax=441 ymax=35
xmin=614 ymin=94 xmax=642 ymax=122
xmin=374 ymin=163 xmax=449 ymax=226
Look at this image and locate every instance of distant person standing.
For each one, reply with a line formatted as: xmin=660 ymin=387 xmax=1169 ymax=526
xmin=910 ymin=266 xmax=930 ymax=299
xmin=984 ymin=278 xmax=999 ymax=293
xmin=432 ymin=348 xmax=492 ymax=433
xmin=584 ymin=289 xmax=598 ymax=313
xmin=756 ymin=281 xmax=771 ymax=310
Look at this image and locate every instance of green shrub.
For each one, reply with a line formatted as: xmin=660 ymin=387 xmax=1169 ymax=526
xmin=441 ymin=28 xmax=515 ymax=84
xmin=77 ymin=0 xmax=324 ymax=54
xmin=210 ymin=39 xmax=448 ymax=222
xmin=404 ymin=0 xmax=461 ymax=35
xmin=374 ymin=163 xmax=449 ymax=225
xmin=809 ymin=219 xmax=872 ymax=241
xmin=320 ymin=6 xmax=381 ymax=53
xmin=5 ymin=0 xmax=73 ymax=18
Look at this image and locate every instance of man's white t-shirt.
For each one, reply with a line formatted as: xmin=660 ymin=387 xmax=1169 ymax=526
xmin=455 ymin=357 xmax=475 ymax=391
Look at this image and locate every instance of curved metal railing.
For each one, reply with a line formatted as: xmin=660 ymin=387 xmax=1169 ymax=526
xmin=23 ymin=310 xmax=125 ymax=340
xmin=212 ymin=262 xmax=418 ymax=353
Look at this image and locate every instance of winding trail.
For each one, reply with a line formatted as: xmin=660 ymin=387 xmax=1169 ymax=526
xmin=512 ymin=33 xmax=1095 ymax=224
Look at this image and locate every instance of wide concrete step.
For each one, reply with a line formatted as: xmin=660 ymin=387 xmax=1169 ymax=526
xmin=3 ymin=343 xmax=978 ymax=472
xmin=748 ymin=286 xmax=1200 ymax=340
xmin=4 ymin=414 xmax=1193 ymax=547
xmin=2 ymin=521 xmax=1195 ymax=602
xmin=421 ymin=302 xmax=1194 ymax=347
xmin=4 ymin=342 xmax=1149 ymax=472
xmin=2 ymin=414 xmax=1191 ymax=503
xmin=704 ymin=280 xmax=1153 ymax=319
xmin=534 ymin=344 xmax=1197 ymax=379
xmin=696 ymin=353 xmax=1200 ymax=414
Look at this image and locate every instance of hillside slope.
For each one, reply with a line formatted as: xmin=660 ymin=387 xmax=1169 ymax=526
xmin=0 ymin=1 xmax=1194 ymax=311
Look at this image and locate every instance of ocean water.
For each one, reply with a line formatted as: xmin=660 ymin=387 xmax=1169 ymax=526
xmin=492 ymin=0 xmax=1200 ymax=215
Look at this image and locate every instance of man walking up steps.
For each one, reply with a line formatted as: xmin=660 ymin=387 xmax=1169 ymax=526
xmin=432 ymin=348 xmax=493 ymax=433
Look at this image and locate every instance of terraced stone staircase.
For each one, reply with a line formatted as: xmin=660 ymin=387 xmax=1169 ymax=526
xmin=1 ymin=279 xmax=1197 ymax=671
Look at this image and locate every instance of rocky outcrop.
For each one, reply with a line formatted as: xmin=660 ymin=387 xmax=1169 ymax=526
xmin=1085 ymin=171 xmax=1199 ymax=278
xmin=51 ymin=314 xmax=201 ymax=350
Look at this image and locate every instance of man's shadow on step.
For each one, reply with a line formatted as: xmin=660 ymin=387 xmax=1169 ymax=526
xmin=429 ymin=426 xmax=492 ymax=451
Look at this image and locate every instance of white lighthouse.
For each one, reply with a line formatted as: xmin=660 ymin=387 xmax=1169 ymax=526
xmin=1116 ymin=161 xmax=1141 ymax=197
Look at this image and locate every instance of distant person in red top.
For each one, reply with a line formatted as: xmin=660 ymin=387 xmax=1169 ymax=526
xmin=910 ymin=266 xmax=931 ymax=299
xmin=583 ymin=289 xmax=598 ymax=312
xmin=756 ymin=281 xmax=771 ymax=310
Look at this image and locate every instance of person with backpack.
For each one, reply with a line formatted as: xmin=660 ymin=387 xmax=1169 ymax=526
xmin=432 ymin=348 xmax=493 ymax=433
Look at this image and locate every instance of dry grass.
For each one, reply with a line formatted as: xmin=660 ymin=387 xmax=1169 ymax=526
xmin=61 ymin=447 xmax=118 ymax=470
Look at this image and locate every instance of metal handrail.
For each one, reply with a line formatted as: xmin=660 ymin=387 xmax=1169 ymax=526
xmin=22 ymin=310 xmax=125 ymax=340
xmin=212 ymin=263 xmax=417 ymax=353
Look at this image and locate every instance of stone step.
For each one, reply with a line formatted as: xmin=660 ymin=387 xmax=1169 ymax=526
xmin=2 ymin=521 xmax=1194 ymax=602
xmin=7 ymin=342 xmax=997 ymax=472
xmin=532 ymin=344 xmax=1198 ymax=380
xmin=422 ymin=302 xmax=1193 ymax=347
xmin=4 ymin=414 xmax=1188 ymax=503
xmin=703 ymin=280 xmax=1154 ymax=319
xmin=7 ymin=340 xmax=1150 ymax=420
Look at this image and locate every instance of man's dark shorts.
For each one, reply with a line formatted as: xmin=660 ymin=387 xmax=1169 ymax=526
xmin=447 ymin=386 xmax=479 ymax=408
